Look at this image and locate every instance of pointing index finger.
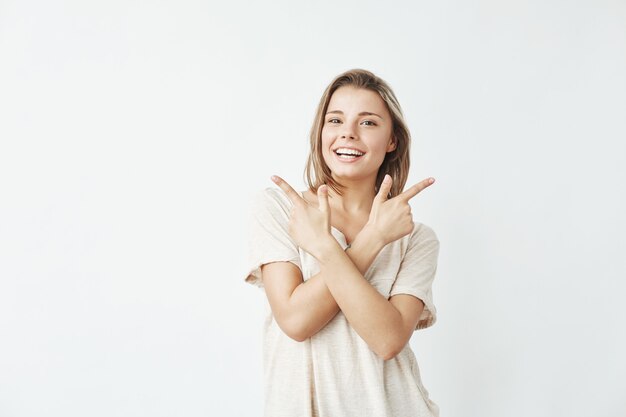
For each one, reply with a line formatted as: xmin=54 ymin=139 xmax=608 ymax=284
xmin=399 ymin=177 xmax=435 ymax=201
xmin=271 ymin=175 xmax=305 ymax=206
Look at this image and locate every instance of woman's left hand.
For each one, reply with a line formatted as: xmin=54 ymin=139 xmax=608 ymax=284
xmin=271 ymin=175 xmax=336 ymax=259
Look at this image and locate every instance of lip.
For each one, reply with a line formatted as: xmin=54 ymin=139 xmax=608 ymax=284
xmin=332 ymin=150 xmax=365 ymax=163
xmin=332 ymin=146 xmax=366 ymax=154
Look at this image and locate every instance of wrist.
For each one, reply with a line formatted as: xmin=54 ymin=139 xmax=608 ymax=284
xmin=358 ymin=223 xmax=387 ymax=250
xmin=314 ymin=235 xmax=344 ymax=264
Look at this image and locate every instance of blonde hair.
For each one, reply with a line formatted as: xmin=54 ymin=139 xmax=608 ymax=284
xmin=304 ymin=69 xmax=411 ymax=198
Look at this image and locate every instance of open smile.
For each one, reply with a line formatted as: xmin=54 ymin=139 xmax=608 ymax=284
xmin=333 ymin=147 xmax=366 ymax=161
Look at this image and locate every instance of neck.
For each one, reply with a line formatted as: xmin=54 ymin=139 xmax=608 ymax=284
xmin=327 ymin=175 xmax=377 ymax=214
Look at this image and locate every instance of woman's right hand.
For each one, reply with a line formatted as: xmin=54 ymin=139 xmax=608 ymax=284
xmin=365 ymin=174 xmax=435 ymax=246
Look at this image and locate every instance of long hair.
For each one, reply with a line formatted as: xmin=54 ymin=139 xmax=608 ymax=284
xmin=304 ymin=69 xmax=411 ymax=198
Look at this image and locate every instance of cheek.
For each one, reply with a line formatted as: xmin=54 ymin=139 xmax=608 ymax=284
xmin=371 ymin=140 xmax=391 ymax=156
xmin=319 ymin=134 xmax=333 ymax=164
xmin=320 ymin=133 xmax=333 ymax=153
xmin=321 ymin=128 xmax=331 ymax=144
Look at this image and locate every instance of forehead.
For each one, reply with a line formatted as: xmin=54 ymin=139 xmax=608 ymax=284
xmin=327 ymin=86 xmax=389 ymax=115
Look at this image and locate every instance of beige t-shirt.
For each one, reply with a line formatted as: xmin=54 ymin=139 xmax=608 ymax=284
xmin=245 ymin=187 xmax=440 ymax=417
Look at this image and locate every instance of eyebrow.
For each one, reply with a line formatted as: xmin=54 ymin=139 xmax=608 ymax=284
xmin=325 ymin=110 xmax=384 ymax=120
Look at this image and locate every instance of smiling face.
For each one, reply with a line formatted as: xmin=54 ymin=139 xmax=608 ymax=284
xmin=321 ymin=86 xmax=396 ymax=185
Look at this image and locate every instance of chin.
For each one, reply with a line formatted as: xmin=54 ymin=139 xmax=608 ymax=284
xmin=330 ymin=169 xmax=374 ymax=183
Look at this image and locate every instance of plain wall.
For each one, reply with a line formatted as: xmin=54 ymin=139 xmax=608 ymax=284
xmin=1 ymin=1 xmax=625 ymax=416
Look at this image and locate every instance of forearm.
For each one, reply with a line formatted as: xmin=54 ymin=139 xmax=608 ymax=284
xmin=288 ymin=228 xmax=383 ymax=340
xmin=317 ymin=231 xmax=404 ymax=359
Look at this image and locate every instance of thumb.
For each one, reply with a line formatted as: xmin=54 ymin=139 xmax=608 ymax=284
xmin=374 ymin=174 xmax=393 ymax=204
xmin=317 ymin=184 xmax=330 ymax=214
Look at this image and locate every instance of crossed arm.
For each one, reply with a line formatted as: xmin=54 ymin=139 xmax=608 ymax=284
xmin=261 ymin=175 xmax=433 ymax=360
xmin=263 ymin=226 xmax=424 ymax=360
xmin=262 ymin=222 xmax=387 ymax=337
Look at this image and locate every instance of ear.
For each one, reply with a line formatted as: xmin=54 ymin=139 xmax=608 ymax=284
xmin=386 ymin=137 xmax=397 ymax=153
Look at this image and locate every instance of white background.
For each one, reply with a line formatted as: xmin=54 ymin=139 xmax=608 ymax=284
xmin=1 ymin=1 xmax=625 ymax=416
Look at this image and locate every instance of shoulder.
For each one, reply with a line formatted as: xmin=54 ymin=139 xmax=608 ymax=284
xmin=249 ymin=187 xmax=296 ymax=221
xmin=405 ymin=221 xmax=440 ymax=252
xmin=251 ymin=187 xmax=292 ymax=209
xmin=411 ymin=221 xmax=439 ymax=242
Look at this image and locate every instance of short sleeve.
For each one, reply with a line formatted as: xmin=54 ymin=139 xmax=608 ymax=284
xmin=244 ymin=188 xmax=302 ymax=288
xmin=389 ymin=222 xmax=440 ymax=330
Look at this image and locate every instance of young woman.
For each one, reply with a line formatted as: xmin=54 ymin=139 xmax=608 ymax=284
xmin=245 ymin=69 xmax=440 ymax=416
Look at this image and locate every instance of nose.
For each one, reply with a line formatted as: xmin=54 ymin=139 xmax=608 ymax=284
xmin=340 ymin=123 xmax=357 ymax=139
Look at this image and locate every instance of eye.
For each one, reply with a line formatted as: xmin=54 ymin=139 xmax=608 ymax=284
xmin=361 ymin=120 xmax=377 ymax=126
xmin=327 ymin=118 xmax=341 ymax=124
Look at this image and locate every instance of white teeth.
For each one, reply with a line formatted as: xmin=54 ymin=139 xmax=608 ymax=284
xmin=334 ymin=148 xmax=364 ymax=156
